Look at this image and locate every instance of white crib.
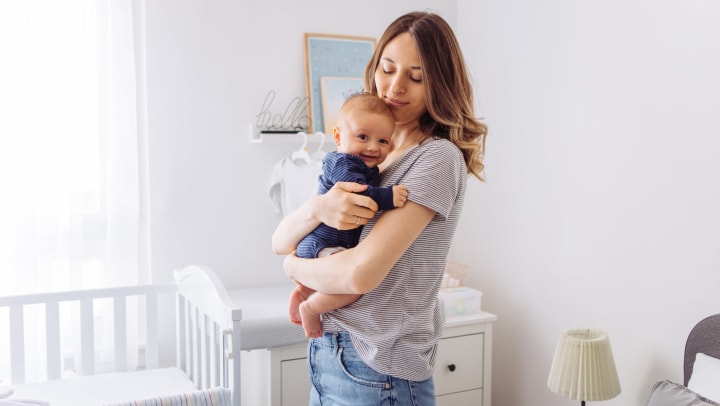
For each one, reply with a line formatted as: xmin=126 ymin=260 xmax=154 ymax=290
xmin=0 ymin=265 xmax=305 ymax=406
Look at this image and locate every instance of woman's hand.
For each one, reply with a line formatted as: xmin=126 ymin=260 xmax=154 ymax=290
xmin=271 ymin=182 xmax=378 ymax=255
xmin=283 ymin=251 xmax=299 ymax=280
xmin=316 ymin=182 xmax=378 ymax=230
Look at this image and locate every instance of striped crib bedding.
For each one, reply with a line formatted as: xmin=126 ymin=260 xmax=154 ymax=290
xmin=106 ymin=386 xmax=231 ymax=406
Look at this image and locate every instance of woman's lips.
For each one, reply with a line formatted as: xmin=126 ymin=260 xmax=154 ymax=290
xmin=385 ymin=97 xmax=407 ymax=107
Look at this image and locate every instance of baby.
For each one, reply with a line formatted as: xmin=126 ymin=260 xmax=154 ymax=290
xmin=289 ymin=93 xmax=407 ymax=337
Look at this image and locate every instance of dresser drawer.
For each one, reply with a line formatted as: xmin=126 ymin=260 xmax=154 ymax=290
xmin=434 ymin=333 xmax=484 ymax=396
xmin=436 ymin=389 xmax=483 ymax=406
xmin=281 ymin=357 xmax=311 ymax=406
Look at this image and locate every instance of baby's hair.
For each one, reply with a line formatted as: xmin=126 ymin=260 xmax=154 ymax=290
xmin=341 ymin=92 xmax=393 ymax=121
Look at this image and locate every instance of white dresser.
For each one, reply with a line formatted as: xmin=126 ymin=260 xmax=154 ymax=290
xmin=240 ymin=311 xmax=497 ymax=406
xmin=435 ymin=311 xmax=497 ymax=405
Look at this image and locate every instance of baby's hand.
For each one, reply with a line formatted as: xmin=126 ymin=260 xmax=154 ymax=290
xmin=392 ymin=184 xmax=408 ymax=208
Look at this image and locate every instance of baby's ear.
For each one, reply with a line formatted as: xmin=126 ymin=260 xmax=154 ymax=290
xmin=333 ymin=127 xmax=342 ymax=146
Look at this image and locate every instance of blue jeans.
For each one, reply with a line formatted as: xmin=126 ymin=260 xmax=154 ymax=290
xmin=308 ymin=332 xmax=436 ymax=406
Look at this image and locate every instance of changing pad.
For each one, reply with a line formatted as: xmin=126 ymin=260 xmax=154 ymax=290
xmin=227 ymin=284 xmax=308 ymax=350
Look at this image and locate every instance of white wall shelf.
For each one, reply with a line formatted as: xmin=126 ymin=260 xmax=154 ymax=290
xmin=249 ymin=124 xmax=327 ymax=144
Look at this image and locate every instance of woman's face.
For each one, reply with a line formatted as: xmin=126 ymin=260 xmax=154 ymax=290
xmin=374 ymin=32 xmax=427 ymax=126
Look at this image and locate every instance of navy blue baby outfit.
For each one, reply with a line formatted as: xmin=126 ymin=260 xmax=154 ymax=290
xmin=296 ymin=151 xmax=398 ymax=258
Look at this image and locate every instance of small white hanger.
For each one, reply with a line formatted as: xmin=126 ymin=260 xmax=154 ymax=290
xmin=291 ymin=132 xmax=312 ymax=164
xmin=311 ymin=131 xmax=327 ymax=161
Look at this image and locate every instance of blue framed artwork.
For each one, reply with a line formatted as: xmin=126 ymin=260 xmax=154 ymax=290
xmin=304 ymin=33 xmax=376 ymax=134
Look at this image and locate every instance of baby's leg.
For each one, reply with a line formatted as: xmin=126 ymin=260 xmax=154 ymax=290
xmin=288 ymin=284 xmax=315 ymax=325
xmin=299 ymin=293 xmax=361 ymax=338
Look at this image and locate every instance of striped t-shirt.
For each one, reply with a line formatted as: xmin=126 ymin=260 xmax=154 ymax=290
xmin=322 ymin=136 xmax=467 ymax=381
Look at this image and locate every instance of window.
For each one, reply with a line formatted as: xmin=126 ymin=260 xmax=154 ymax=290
xmin=0 ymin=0 xmax=147 ymax=380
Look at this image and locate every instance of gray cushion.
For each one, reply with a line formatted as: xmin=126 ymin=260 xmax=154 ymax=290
xmin=646 ymin=380 xmax=720 ymax=406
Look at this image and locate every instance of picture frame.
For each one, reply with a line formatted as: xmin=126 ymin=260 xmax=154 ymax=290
xmin=320 ymin=76 xmax=365 ymax=136
xmin=304 ymin=33 xmax=376 ymax=134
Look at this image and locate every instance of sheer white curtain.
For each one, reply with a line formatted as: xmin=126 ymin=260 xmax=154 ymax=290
xmin=0 ymin=0 xmax=146 ymax=378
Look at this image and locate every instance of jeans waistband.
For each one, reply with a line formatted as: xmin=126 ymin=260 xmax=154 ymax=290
xmin=314 ymin=331 xmax=353 ymax=349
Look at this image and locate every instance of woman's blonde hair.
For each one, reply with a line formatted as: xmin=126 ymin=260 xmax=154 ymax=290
xmin=365 ymin=11 xmax=488 ymax=180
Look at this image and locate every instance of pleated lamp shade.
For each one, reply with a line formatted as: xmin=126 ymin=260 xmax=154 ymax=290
xmin=547 ymin=328 xmax=621 ymax=403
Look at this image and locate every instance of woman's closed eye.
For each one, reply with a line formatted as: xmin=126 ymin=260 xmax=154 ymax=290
xmin=381 ymin=67 xmax=422 ymax=83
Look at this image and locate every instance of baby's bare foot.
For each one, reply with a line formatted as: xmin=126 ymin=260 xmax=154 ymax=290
xmin=288 ymin=287 xmax=306 ymax=325
xmin=299 ymin=301 xmax=322 ymax=338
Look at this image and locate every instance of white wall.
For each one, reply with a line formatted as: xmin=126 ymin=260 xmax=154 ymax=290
xmin=142 ymin=0 xmax=720 ymax=405
xmin=455 ymin=0 xmax=720 ymax=405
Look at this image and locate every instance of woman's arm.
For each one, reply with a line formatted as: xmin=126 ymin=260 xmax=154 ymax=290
xmin=283 ymin=200 xmax=435 ymax=294
xmin=271 ymin=182 xmax=379 ymax=255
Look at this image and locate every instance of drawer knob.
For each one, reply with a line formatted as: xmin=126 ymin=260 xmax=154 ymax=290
xmin=447 ymin=363 xmax=456 ymax=372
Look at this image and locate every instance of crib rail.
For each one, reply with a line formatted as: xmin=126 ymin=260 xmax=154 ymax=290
xmin=177 ymin=294 xmax=231 ymax=392
xmin=0 ymin=284 xmax=176 ymax=384
xmin=174 ymin=265 xmax=242 ymax=406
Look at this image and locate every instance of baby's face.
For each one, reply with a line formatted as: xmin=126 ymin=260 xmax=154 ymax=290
xmin=334 ymin=110 xmax=395 ymax=168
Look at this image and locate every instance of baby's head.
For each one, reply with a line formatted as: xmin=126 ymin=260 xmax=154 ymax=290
xmin=333 ymin=93 xmax=395 ymax=168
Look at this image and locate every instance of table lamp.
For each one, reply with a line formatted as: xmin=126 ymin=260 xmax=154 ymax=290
xmin=547 ymin=328 xmax=621 ymax=405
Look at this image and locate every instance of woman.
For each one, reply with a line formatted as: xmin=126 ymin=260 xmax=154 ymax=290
xmin=272 ymin=11 xmax=487 ymax=405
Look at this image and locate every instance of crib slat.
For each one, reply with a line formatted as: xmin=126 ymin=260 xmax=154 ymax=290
xmin=187 ymin=300 xmax=195 ymax=384
xmin=183 ymin=299 xmax=193 ymax=383
xmin=200 ymin=313 xmax=208 ymax=389
xmin=191 ymin=304 xmax=200 ymax=387
xmin=113 ymin=295 xmax=127 ymax=371
xmin=209 ymin=320 xmax=219 ymax=387
xmin=185 ymin=299 xmax=195 ymax=383
xmin=9 ymin=305 xmax=25 ymax=384
xmin=231 ymin=317 xmax=242 ymax=406
xmin=45 ymin=301 xmax=61 ymax=380
xmin=222 ymin=331 xmax=229 ymax=388
xmin=80 ymin=298 xmax=95 ymax=375
xmin=177 ymin=294 xmax=187 ymax=372
xmin=145 ymin=292 xmax=159 ymax=369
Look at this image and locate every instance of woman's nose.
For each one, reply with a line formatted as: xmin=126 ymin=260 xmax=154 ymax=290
xmin=390 ymin=77 xmax=405 ymax=95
